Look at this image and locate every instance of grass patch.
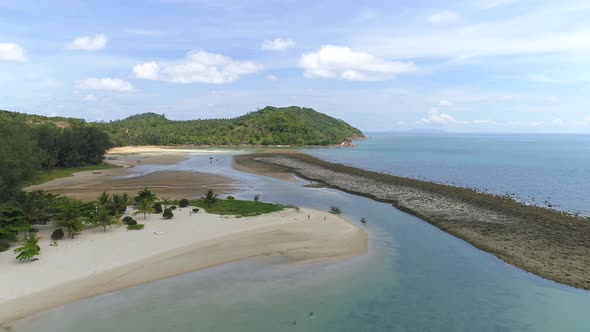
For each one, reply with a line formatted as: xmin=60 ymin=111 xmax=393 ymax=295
xmin=28 ymin=164 xmax=119 ymax=186
xmin=190 ymin=198 xmax=284 ymax=217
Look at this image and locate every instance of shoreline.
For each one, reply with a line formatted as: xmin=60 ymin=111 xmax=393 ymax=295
xmin=234 ymin=152 xmax=590 ymax=291
xmin=0 ymin=207 xmax=367 ymax=325
xmin=25 ymin=152 xmax=237 ymax=201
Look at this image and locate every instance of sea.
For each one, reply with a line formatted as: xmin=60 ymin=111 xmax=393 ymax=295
xmin=10 ymin=133 xmax=590 ymax=332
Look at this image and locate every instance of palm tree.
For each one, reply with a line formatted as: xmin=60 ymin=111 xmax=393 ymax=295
xmin=133 ymin=198 xmax=154 ymax=220
xmin=93 ymin=206 xmax=117 ymax=231
xmin=98 ymin=191 xmax=111 ymax=206
xmin=134 ymin=187 xmax=157 ymax=205
xmin=160 ymin=197 xmax=171 ymax=209
xmin=111 ymin=193 xmax=130 ymax=214
xmin=14 ymin=234 xmax=40 ymax=261
xmin=16 ymin=190 xmax=50 ymax=233
xmin=55 ymin=203 xmax=86 ymax=239
xmin=203 ymin=189 xmax=218 ymax=207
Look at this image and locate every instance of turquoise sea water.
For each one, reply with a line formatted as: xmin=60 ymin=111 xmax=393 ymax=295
xmin=305 ymin=132 xmax=590 ymax=215
xmin=10 ymin=136 xmax=590 ymax=331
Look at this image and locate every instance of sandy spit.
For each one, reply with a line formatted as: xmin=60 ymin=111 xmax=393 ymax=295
xmin=0 ymin=207 xmax=367 ymax=324
xmin=234 ymin=152 xmax=590 ymax=291
xmin=26 ymin=152 xmax=237 ymax=201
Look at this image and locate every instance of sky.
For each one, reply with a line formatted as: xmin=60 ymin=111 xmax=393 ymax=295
xmin=1 ymin=0 xmax=590 ymax=133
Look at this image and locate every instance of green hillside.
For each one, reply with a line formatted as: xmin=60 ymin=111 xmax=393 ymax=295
xmin=96 ymin=106 xmax=365 ymax=146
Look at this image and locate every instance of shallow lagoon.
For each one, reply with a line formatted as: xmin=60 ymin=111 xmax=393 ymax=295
xmin=10 ymin=152 xmax=590 ymax=332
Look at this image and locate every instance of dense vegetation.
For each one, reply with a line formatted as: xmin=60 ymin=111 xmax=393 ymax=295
xmin=191 ymin=197 xmax=285 ymax=217
xmin=0 ymin=110 xmax=113 ymax=199
xmin=96 ymin=106 xmax=364 ymax=146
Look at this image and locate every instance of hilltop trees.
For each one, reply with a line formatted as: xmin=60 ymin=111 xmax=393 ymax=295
xmin=94 ymin=106 xmax=364 ymax=146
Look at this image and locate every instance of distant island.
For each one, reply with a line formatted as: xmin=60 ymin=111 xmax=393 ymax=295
xmin=0 ymin=106 xmax=365 ymax=147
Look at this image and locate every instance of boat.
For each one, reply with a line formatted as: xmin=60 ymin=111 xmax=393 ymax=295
xmin=329 ymin=206 xmax=342 ymax=214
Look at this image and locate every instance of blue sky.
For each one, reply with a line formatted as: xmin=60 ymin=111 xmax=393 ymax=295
xmin=1 ymin=0 xmax=589 ymax=132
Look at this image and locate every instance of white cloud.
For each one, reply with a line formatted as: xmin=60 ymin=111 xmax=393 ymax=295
xmin=360 ymin=6 xmax=590 ymax=60
xmin=261 ymin=38 xmax=295 ymax=51
xmin=0 ymin=43 xmax=26 ymax=61
xmin=83 ymin=94 xmax=97 ymax=102
xmin=552 ymin=118 xmax=564 ymax=125
xmin=75 ymin=78 xmax=134 ymax=92
xmin=133 ymin=61 xmax=159 ymax=80
xmin=133 ymin=51 xmax=260 ymax=84
xmin=428 ymin=10 xmax=459 ymax=24
xmin=418 ymin=108 xmax=457 ymax=125
xmin=471 ymin=119 xmax=497 ymax=125
xmin=439 ymin=99 xmax=453 ymax=106
xmin=66 ymin=34 xmax=108 ymax=51
xmin=265 ymin=74 xmax=278 ymax=81
xmin=299 ymin=45 xmax=418 ymax=81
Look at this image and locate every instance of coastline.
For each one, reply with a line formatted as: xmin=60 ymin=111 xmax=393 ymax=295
xmin=234 ymin=152 xmax=590 ymax=290
xmin=0 ymin=207 xmax=367 ymax=325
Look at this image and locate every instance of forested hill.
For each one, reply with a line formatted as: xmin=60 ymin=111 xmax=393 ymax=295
xmin=96 ymin=106 xmax=365 ymax=146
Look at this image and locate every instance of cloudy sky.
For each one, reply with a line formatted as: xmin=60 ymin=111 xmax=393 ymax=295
xmin=1 ymin=0 xmax=590 ymax=132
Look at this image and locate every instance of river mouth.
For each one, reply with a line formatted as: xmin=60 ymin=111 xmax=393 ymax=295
xmin=8 ymin=151 xmax=590 ymax=332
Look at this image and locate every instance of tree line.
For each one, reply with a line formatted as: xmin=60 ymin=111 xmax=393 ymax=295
xmin=0 ymin=116 xmax=112 ymax=199
xmin=95 ymin=106 xmax=364 ymax=146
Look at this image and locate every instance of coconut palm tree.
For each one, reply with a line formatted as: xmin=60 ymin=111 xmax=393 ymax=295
xmin=134 ymin=188 xmax=157 ymax=205
xmin=160 ymin=197 xmax=171 ymax=209
xmin=133 ymin=198 xmax=154 ymax=220
xmin=98 ymin=191 xmax=111 ymax=206
xmin=203 ymin=189 xmax=218 ymax=207
xmin=55 ymin=203 xmax=86 ymax=239
xmin=16 ymin=190 xmax=51 ymax=233
xmin=93 ymin=206 xmax=118 ymax=231
xmin=111 ymin=193 xmax=130 ymax=214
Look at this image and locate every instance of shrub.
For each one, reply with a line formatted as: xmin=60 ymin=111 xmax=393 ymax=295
xmin=0 ymin=239 xmax=11 ymax=252
xmin=163 ymin=208 xmax=174 ymax=219
xmin=179 ymin=199 xmax=189 ymax=207
xmin=50 ymin=229 xmax=64 ymax=241
xmin=122 ymin=216 xmax=135 ymax=224
xmin=227 ymin=195 xmax=235 ymax=200
xmin=192 ymin=208 xmax=200 ymax=213
xmin=14 ymin=234 xmax=40 ymax=261
xmin=126 ymin=219 xmax=137 ymax=226
xmin=127 ymin=224 xmax=144 ymax=230
xmin=153 ymin=202 xmax=163 ymax=213
xmin=29 ymin=228 xmax=39 ymax=233
xmin=170 ymin=205 xmax=177 ymax=210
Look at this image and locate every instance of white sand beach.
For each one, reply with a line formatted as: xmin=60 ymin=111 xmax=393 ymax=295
xmin=0 ymin=207 xmax=367 ymax=324
xmin=108 ymin=146 xmax=232 ymax=155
